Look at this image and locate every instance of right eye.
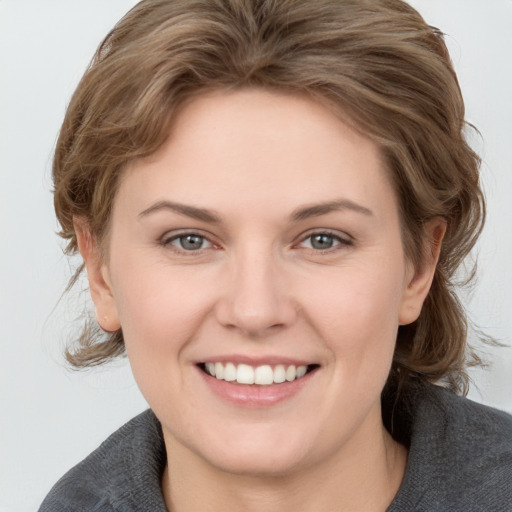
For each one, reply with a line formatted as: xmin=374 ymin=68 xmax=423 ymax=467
xmin=163 ymin=233 xmax=213 ymax=251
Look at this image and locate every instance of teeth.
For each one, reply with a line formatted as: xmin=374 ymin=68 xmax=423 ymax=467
xmin=204 ymin=362 xmax=311 ymax=385
xmin=236 ymin=364 xmax=255 ymax=384
xmin=286 ymin=365 xmax=297 ymax=382
xmin=214 ymin=362 xmax=224 ymax=380
xmin=273 ymin=364 xmax=286 ymax=383
xmin=224 ymin=362 xmax=237 ymax=382
xmin=297 ymin=365 xmax=307 ymax=378
xmin=205 ymin=362 xmax=215 ymax=376
xmin=254 ymin=365 xmax=273 ymax=385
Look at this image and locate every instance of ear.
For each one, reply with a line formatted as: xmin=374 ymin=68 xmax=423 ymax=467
xmin=74 ymin=218 xmax=121 ymax=332
xmin=398 ymin=218 xmax=447 ymax=326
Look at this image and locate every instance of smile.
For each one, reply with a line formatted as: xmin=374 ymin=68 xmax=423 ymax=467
xmin=200 ymin=362 xmax=318 ymax=385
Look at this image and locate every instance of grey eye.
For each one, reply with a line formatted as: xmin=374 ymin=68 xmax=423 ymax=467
xmin=308 ymin=234 xmax=337 ymax=250
xmin=172 ymin=234 xmax=211 ymax=251
xmin=299 ymin=232 xmax=351 ymax=251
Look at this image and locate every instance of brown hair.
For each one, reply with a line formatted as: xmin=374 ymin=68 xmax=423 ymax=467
xmin=54 ymin=0 xmax=485 ymax=396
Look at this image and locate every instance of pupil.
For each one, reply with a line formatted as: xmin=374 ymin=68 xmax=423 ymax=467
xmin=181 ymin=235 xmax=203 ymax=250
xmin=311 ymin=234 xmax=333 ymax=249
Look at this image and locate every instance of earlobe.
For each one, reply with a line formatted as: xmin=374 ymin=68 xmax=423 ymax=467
xmin=74 ymin=218 xmax=121 ymax=332
xmin=398 ymin=218 xmax=447 ymax=326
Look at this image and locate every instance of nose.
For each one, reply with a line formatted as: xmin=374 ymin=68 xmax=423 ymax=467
xmin=214 ymin=247 xmax=297 ymax=337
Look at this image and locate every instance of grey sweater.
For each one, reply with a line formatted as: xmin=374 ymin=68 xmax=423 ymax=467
xmin=39 ymin=384 xmax=512 ymax=511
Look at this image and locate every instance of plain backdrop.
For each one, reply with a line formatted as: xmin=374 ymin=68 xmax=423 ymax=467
xmin=1 ymin=1 xmax=511 ymax=510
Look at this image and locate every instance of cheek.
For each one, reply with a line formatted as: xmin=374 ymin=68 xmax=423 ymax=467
xmin=303 ymin=261 xmax=405 ymax=371
xmin=110 ymin=258 xmax=213 ymax=360
xmin=110 ymin=263 xmax=216 ymax=412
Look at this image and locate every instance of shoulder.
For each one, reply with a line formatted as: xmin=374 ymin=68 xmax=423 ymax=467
xmin=38 ymin=409 xmax=167 ymax=512
xmin=421 ymin=385 xmax=512 ymax=472
xmin=389 ymin=384 xmax=512 ymax=512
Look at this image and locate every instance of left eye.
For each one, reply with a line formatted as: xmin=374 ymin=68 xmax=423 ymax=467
xmin=299 ymin=233 xmax=347 ymax=250
xmin=168 ymin=234 xmax=212 ymax=251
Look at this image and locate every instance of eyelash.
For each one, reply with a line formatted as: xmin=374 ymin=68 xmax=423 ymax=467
xmin=297 ymin=231 xmax=353 ymax=252
xmin=159 ymin=230 xmax=353 ymax=254
xmin=160 ymin=231 xmax=215 ymax=253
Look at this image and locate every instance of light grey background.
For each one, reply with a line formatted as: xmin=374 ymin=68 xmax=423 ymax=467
xmin=1 ymin=1 xmax=511 ymax=510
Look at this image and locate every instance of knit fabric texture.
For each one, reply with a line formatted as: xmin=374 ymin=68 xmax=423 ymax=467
xmin=39 ymin=383 xmax=512 ymax=511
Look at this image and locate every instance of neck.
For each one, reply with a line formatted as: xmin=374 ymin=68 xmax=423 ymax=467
xmin=161 ymin=411 xmax=407 ymax=512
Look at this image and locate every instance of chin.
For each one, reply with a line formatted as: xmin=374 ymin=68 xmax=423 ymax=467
xmin=186 ymin=426 xmax=316 ymax=477
xmin=206 ymin=447 xmax=308 ymax=478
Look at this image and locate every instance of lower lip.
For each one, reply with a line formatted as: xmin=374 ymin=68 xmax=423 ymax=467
xmin=197 ymin=367 xmax=317 ymax=408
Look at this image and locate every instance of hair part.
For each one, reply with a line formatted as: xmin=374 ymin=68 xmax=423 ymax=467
xmin=55 ymin=0 xmax=486 ymax=397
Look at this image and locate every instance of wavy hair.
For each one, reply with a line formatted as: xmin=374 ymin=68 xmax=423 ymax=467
xmin=54 ymin=0 xmax=486 ymax=397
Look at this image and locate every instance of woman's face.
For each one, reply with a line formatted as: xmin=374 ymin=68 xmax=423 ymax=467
xmin=87 ymin=89 xmax=435 ymax=476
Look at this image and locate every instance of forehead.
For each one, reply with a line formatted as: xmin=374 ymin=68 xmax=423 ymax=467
xmin=118 ymin=88 xmax=396 ymax=222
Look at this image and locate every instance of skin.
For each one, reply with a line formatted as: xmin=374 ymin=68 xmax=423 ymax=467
xmin=76 ymin=89 xmax=445 ymax=511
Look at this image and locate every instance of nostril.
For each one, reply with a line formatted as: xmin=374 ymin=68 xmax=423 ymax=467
xmin=213 ymin=279 xmax=298 ymax=336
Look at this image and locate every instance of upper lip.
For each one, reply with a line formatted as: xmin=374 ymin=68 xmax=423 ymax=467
xmin=198 ymin=355 xmax=318 ymax=367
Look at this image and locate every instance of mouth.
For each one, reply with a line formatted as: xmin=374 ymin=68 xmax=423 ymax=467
xmin=198 ymin=362 xmax=320 ymax=386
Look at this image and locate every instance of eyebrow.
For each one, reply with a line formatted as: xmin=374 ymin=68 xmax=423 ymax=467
xmin=290 ymin=199 xmax=374 ymax=222
xmin=138 ymin=198 xmax=373 ymax=224
xmin=138 ymin=201 xmax=222 ymax=223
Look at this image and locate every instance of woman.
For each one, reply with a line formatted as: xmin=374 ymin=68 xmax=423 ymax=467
xmin=39 ymin=0 xmax=512 ymax=510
